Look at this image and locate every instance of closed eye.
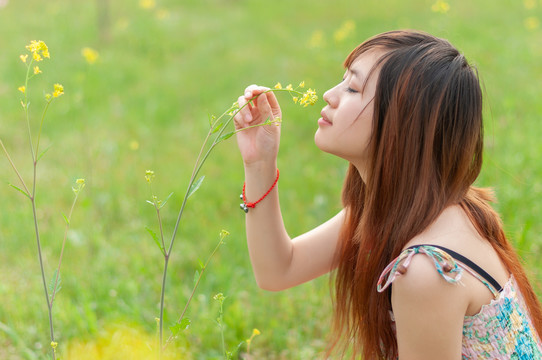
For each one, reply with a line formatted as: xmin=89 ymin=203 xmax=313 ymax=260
xmin=346 ymin=87 xmax=358 ymax=93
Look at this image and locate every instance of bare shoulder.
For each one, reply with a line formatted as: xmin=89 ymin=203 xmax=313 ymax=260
xmin=391 ymin=253 xmax=467 ymax=359
xmin=391 ymin=251 xmax=468 ymax=308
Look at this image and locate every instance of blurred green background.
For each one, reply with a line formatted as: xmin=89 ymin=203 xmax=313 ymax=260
xmin=0 ymin=0 xmax=541 ymax=358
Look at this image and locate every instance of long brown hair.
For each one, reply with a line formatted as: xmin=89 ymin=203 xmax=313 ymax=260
xmin=329 ymin=30 xmax=542 ymax=359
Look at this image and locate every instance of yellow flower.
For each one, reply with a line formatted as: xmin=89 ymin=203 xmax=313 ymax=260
xmin=299 ymin=81 xmax=305 ymax=88
xmin=26 ymin=40 xmax=49 ymax=62
xmin=19 ymin=54 xmax=28 ymax=63
xmin=145 ymin=170 xmax=155 ymax=183
xmin=246 ymin=328 xmax=261 ymax=347
xmin=51 ymin=341 xmax=58 ymax=349
xmin=308 ymin=30 xmax=324 ymax=48
xmin=139 ymin=0 xmax=155 ymax=9
xmin=274 ymin=82 xmax=282 ymax=90
xmin=81 ymin=47 xmax=99 ymax=64
xmin=525 ymin=16 xmax=540 ymax=30
xmin=52 ymin=83 xmax=64 ymax=98
xmin=292 ymin=97 xmax=298 ymax=104
xmin=73 ymin=179 xmax=86 ymax=194
xmin=213 ymin=293 xmax=225 ymax=302
xmin=33 ymin=66 xmax=42 ymax=75
xmin=334 ymin=20 xmax=356 ymax=43
xmin=431 ymin=0 xmax=450 ymax=13
xmin=298 ymin=88 xmax=318 ymax=107
xmin=18 ymin=86 xmax=26 ymax=94
xmin=129 ymin=140 xmax=140 ymax=151
xmin=285 ymin=84 xmax=293 ymax=91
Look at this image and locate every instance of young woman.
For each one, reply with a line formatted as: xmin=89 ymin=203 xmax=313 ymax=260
xmin=233 ymin=30 xmax=542 ymax=359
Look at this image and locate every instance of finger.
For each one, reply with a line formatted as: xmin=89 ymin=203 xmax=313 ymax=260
xmin=234 ymin=95 xmax=251 ymax=128
xmin=245 ymin=85 xmax=270 ymax=101
xmin=256 ymin=92 xmax=274 ymax=121
xmin=265 ymin=91 xmax=281 ymax=117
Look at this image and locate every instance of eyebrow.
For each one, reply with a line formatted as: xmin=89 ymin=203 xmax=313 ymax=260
xmin=348 ymin=68 xmax=366 ymax=81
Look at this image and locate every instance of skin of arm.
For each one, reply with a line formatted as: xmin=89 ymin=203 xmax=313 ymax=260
xmin=235 ymin=85 xmax=342 ymax=291
xmin=391 ymin=254 xmax=468 ymax=360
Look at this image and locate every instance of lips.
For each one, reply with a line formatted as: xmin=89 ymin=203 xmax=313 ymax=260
xmin=320 ymin=111 xmax=332 ymax=125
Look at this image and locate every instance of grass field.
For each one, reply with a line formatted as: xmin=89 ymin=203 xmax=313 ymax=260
xmin=1 ymin=0 xmax=541 ymax=358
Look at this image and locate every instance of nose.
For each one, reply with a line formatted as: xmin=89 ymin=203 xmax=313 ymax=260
xmin=323 ymin=84 xmax=339 ymax=108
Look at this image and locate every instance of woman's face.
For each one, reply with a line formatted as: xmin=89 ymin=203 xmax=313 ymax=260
xmin=315 ymin=49 xmax=383 ymax=179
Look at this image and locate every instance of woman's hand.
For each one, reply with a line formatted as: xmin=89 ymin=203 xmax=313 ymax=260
xmin=234 ymin=85 xmax=282 ymax=166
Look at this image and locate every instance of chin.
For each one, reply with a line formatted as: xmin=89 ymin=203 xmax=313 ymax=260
xmin=314 ymin=130 xmax=327 ymax=153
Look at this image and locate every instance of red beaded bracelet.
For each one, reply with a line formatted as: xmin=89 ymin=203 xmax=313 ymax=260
xmin=240 ymin=169 xmax=280 ymax=213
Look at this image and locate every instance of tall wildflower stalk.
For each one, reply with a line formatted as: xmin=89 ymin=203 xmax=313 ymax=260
xmin=144 ymin=82 xmax=317 ymax=357
xmin=0 ymin=41 xmax=85 ymax=360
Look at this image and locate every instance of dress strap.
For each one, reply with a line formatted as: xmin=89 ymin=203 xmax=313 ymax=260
xmin=377 ymin=244 xmax=502 ymax=298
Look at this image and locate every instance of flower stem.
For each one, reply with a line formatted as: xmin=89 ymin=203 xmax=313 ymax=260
xmin=158 ymin=254 xmax=169 ymax=359
xmin=31 ymin=196 xmax=56 ymax=360
xmin=50 ymin=191 xmax=80 ymax=305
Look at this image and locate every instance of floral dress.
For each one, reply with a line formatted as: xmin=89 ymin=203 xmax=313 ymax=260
xmin=377 ymin=244 xmax=542 ymax=359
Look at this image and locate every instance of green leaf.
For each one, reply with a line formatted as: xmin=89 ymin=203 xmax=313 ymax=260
xmin=187 ymin=176 xmax=205 ymax=199
xmin=198 ymin=259 xmax=204 ymax=269
xmin=61 ymin=212 xmax=70 ymax=225
xmin=158 ymin=192 xmax=174 ymax=209
xmin=49 ymin=269 xmax=61 ymax=295
xmin=217 ymin=131 xmax=235 ymax=142
xmin=145 ymin=226 xmax=164 ymax=253
xmin=37 ymin=144 xmax=53 ymax=162
xmin=170 ymin=318 xmax=191 ymax=336
xmin=211 ymin=121 xmax=224 ymax=134
xmin=193 ymin=270 xmax=200 ymax=287
xmin=8 ymin=184 xmax=29 ymax=199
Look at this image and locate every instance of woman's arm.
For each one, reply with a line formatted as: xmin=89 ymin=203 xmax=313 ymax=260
xmin=235 ymin=85 xmax=342 ymax=291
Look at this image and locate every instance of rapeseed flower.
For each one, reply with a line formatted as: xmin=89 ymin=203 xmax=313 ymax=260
xmin=299 ymin=88 xmax=318 ymax=107
xmin=81 ymin=47 xmax=99 ymax=64
xmin=431 ymin=0 xmax=450 ymax=13
xmin=334 ymin=20 xmax=356 ymax=43
xmin=19 ymin=54 xmax=28 ymax=63
xmin=525 ymin=16 xmax=540 ymax=30
xmin=52 ymin=83 xmax=64 ymax=98
xmin=129 ymin=140 xmax=140 ymax=151
xmin=33 ymin=66 xmax=42 ymax=75
xmin=139 ymin=0 xmax=155 ymax=10
xmin=72 ymin=179 xmax=86 ymax=194
xmin=145 ymin=170 xmax=155 ymax=183
xmin=18 ymin=86 xmax=26 ymax=94
xmin=246 ymin=328 xmax=261 ymax=353
xmin=25 ymin=40 xmax=50 ymax=62
xmin=308 ymin=30 xmax=324 ymax=49
xmin=273 ymin=81 xmax=318 ymax=107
